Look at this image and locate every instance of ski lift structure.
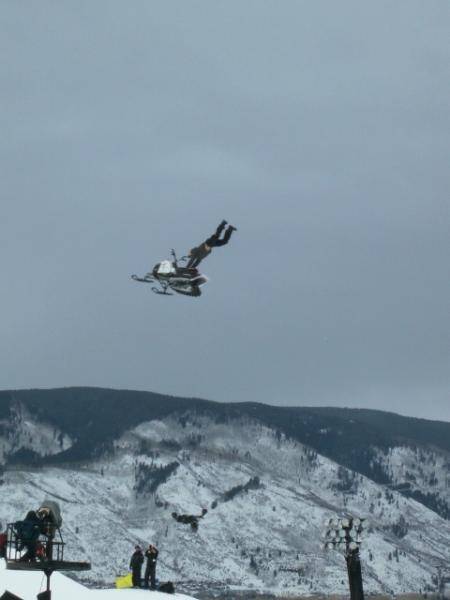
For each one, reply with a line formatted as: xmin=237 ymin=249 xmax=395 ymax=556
xmin=323 ymin=515 xmax=365 ymax=600
xmin=4 ymin=501 xmax=90 ymax=600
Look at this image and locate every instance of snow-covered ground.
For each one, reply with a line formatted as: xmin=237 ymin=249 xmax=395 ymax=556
xmin=0 ymin=559 xmax=196 ymax=600
xmin=1 ymin=413 xmax=449 ymax=597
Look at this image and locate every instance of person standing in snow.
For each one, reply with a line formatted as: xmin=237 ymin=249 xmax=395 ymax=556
xmin=144 ymin=543 xmax=159 ymax=589
xmin=129 ymin=545 xmax=144 ymax=588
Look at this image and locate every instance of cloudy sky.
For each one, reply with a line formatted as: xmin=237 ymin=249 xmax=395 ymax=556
xmin=1 ymin=1 xmax=449 ymax=421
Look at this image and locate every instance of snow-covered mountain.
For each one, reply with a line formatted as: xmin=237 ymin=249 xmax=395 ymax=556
xmin=0 ymin=388 xmax=449 ymax=598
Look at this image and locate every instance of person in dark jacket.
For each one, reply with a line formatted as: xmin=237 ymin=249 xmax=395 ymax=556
xmin=144 ymin=543 xmax=159 ymax=589
xmin=186 ymin=220 xmax=237 ymax=269
xmin=129 ymin=545 xmax=144 ymax=588
xmin=15 ymin=510 xmax=43 ymax=562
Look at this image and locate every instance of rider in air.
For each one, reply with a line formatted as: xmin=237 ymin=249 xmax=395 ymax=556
xmin=186 ymin=220 xmax=237 ymax=269
xmin=131 ymin=220 xmax=237 ymax=297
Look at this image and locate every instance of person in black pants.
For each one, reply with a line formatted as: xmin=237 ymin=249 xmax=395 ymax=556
xmin=15 ymin=510 xmax=43 ymax=562
xmin=129 ymin=545 xmax=144 ymax=588
xmin=144 ymin=544 xmax=159 ymax=589
xmin=186 ymin=220 xmax=237 ymax=269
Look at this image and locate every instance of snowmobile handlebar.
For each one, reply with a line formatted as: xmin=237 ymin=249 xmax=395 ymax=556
xmin=170 ymin=250 xmax=189 ymax=264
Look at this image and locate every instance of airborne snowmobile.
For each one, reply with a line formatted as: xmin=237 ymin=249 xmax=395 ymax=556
xmin=131 ymin=250 xmax=208 ymax=297
xmin=132 ymin=221 xmax=236 ymax=298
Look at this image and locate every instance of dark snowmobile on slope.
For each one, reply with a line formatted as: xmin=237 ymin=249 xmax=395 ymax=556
xmin=132 ymin=250 xmax=208 ymax=297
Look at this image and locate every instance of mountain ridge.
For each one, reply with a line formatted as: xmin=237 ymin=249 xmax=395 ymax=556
xmin=1 ymin=387 xmax=449 ymax=519
xmin=1 ymin=410 xmax=449 ymax=596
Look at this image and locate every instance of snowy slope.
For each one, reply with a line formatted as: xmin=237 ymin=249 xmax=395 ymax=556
xmin=0 ymin=559 xmax=196 ymax=600
xmin=1 ymin=413 xmax=449 ymax=597
xmin=375 ymin=445 xmax=449 ymax=517
xmin=0 ymin=400 xmax=72 ymax=463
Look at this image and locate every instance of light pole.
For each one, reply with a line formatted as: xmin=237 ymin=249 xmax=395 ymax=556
xmin=323 ymin=516 xmax=365 ymax=600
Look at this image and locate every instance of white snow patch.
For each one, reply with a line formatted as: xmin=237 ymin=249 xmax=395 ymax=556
xmin=0 ymin=559 xmax=196 ymax=599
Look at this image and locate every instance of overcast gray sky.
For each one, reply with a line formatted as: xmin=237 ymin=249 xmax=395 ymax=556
xmin=1 ymin=1 xmax=449 ymax=421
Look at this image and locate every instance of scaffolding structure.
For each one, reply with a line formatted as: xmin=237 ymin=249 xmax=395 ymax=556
xmin=5 ymin=521 xmax=90 ymax=600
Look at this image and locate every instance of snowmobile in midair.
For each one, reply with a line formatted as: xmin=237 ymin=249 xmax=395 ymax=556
xmin=131 ymin=220 xmax=236 ymax=298
xmin=132 ymin=250 xmax=208 ymax=297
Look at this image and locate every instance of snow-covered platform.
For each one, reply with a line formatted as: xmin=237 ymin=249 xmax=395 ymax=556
xmin=0 ymin=559 xmax=197 ymax=600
